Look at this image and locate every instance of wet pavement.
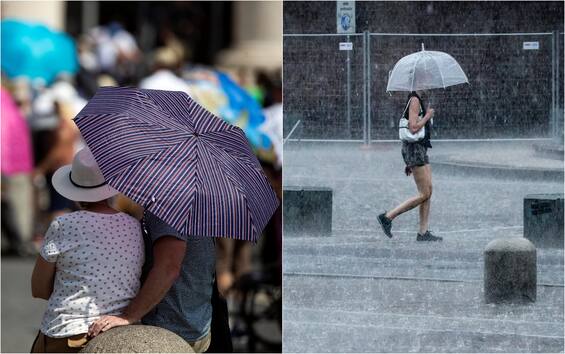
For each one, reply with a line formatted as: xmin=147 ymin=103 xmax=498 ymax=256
xmin=283 ymin=140 xmax=564 ymax=352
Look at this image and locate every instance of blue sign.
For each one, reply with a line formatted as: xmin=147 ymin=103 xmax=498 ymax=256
xmin=336 ymin=1 xmax=356 ymax=34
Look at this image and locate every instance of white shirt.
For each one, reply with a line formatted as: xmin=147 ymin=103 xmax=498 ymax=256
xmin=40 ymin=211 xmax=144 ymax=337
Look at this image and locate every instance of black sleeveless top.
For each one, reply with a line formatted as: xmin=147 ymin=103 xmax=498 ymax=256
xmin=403 ymin=92 xmax=432 ymax=148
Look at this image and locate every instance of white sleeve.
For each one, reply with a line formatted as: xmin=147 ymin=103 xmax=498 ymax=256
xmin=40 ymin=219 xmax=63 ymax=263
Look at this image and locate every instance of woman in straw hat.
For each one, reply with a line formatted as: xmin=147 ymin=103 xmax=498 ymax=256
xmin=30 ymin=147 xmax=144 ymax=352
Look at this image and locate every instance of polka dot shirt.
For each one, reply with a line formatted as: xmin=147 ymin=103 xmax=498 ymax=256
xmin=39 ymin=211 xmax=144 ymax=338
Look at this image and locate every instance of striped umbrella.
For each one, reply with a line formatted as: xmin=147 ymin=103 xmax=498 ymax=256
xmin=74 ymin=86 xmax=279 ymax=242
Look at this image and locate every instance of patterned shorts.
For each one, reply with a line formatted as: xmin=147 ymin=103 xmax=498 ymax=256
xmin=401 ymin=142 xmax=429 ymax=167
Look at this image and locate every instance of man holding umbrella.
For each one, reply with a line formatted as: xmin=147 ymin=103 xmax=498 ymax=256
xmin=80 ymin=87 xmax=279 ymax=352
xmin=88 ymin=211 xmax=216 ymax=352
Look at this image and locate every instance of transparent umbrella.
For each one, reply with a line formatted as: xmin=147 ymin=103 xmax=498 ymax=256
xmin=386 ymin=44 xmax=469 ymax=92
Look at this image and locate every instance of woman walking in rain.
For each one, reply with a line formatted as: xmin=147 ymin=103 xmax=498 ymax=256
xmin=378 ymin=90 xmax=442 ymax=241
xmin=379 ymin=44 xmax=469 ymax=241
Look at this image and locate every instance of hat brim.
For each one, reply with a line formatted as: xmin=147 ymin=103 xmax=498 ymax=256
xmin=52 ymin=165 xmax=120 ymax=202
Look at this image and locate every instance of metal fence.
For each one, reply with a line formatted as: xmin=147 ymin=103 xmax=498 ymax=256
xmin=283 ymin=31 xmax=563 ymax=142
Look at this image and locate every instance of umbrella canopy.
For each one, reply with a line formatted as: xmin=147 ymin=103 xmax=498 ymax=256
xmin=1 ymin=19 xmax=78 ymax=85
xmin=74 ymin=86 xmax=279 ymax=242
xmin=386 ymin=45 xmax=468 ymax=92
xmin=184 ymin=69 xmax=273 ymax=154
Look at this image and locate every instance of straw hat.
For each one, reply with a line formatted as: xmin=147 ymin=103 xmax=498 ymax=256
xmin=52 ymin=147 xmax=119 ymax=202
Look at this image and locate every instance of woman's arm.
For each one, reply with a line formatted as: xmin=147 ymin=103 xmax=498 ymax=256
xmin=31 ymin=256 xmax=56 ymax=300
xmin=408 ymin=98 xmax=434 ymax=134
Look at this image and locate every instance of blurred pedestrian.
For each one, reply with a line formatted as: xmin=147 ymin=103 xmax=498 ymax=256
xmin=139 ymin=47 xmax=191 ymax=93
xmin=89 ymin=22 xmax=141 ymax=85
xmin=75 ymin=34 xmax=101 ymax=98
xmin=32 ymin=83 xmax=81 ymax=221
xmin=216 ymin=238 xmax=252 ymax=294
xmin=1 ymin=86 xmax=35 ymax=255
xmin=378 ymin=90 xmax=442 ymax=242
xmin=30 ymin=147 xmax=144 ymax=352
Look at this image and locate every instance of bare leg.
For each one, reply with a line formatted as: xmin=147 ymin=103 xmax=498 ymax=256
xmin=418 ymin=165 xmax=432 ymax=234
xmin=385 ymin=165 xmax=432 ymax=222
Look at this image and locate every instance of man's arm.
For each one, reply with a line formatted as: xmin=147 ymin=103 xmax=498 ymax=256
xmin=88 ymin=236 xmax=186 ymax=337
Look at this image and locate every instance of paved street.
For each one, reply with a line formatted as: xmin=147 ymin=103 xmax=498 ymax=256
xmin=283 ymin=141 xmax=564 ymax=352
xmin=1 ymin=257 xmax=46 ymax=353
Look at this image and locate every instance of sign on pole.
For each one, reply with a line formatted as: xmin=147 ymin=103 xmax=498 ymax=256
xmin=523 ymin=41 xmax=540 ymax=50
xmin=339 ymin=42 xmax=353 ymax=50
xmin=337 ymin=1 xmax=355 ymax=34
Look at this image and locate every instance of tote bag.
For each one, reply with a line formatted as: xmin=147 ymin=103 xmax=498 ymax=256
xmin=398 ymin=99 xmax=425 ymax=143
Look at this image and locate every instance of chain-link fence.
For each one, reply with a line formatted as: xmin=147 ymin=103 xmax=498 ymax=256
xmin=284 ymin=31 xmax=563 ymax=142
xmin=283 ymin=34 xmax=365 ymax=140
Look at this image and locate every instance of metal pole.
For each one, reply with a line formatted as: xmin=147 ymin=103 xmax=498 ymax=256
xmin=366 ymin=31 xmax=372 ymax=144
xmin=554 ymin=30 xmax=561 ymax=142
xmin=347 ymin=35 xmax=352 ymax=138
xmin=284 ymin=120 xmax=302 ymax=144
xmin=362 ymin=32 xmax=367 ymax=143
xmin=551 ymin=31 xmax=556 ymax=139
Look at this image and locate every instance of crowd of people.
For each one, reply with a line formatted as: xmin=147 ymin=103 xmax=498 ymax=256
xmin=2 ymin=20 xmax=282 ymax=352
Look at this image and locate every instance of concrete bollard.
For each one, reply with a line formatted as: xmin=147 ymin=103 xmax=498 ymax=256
xmin=80 ymin=325 xmax=194 ymax=353
xmin=484 ymin=238 xmax=536 ymax=304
